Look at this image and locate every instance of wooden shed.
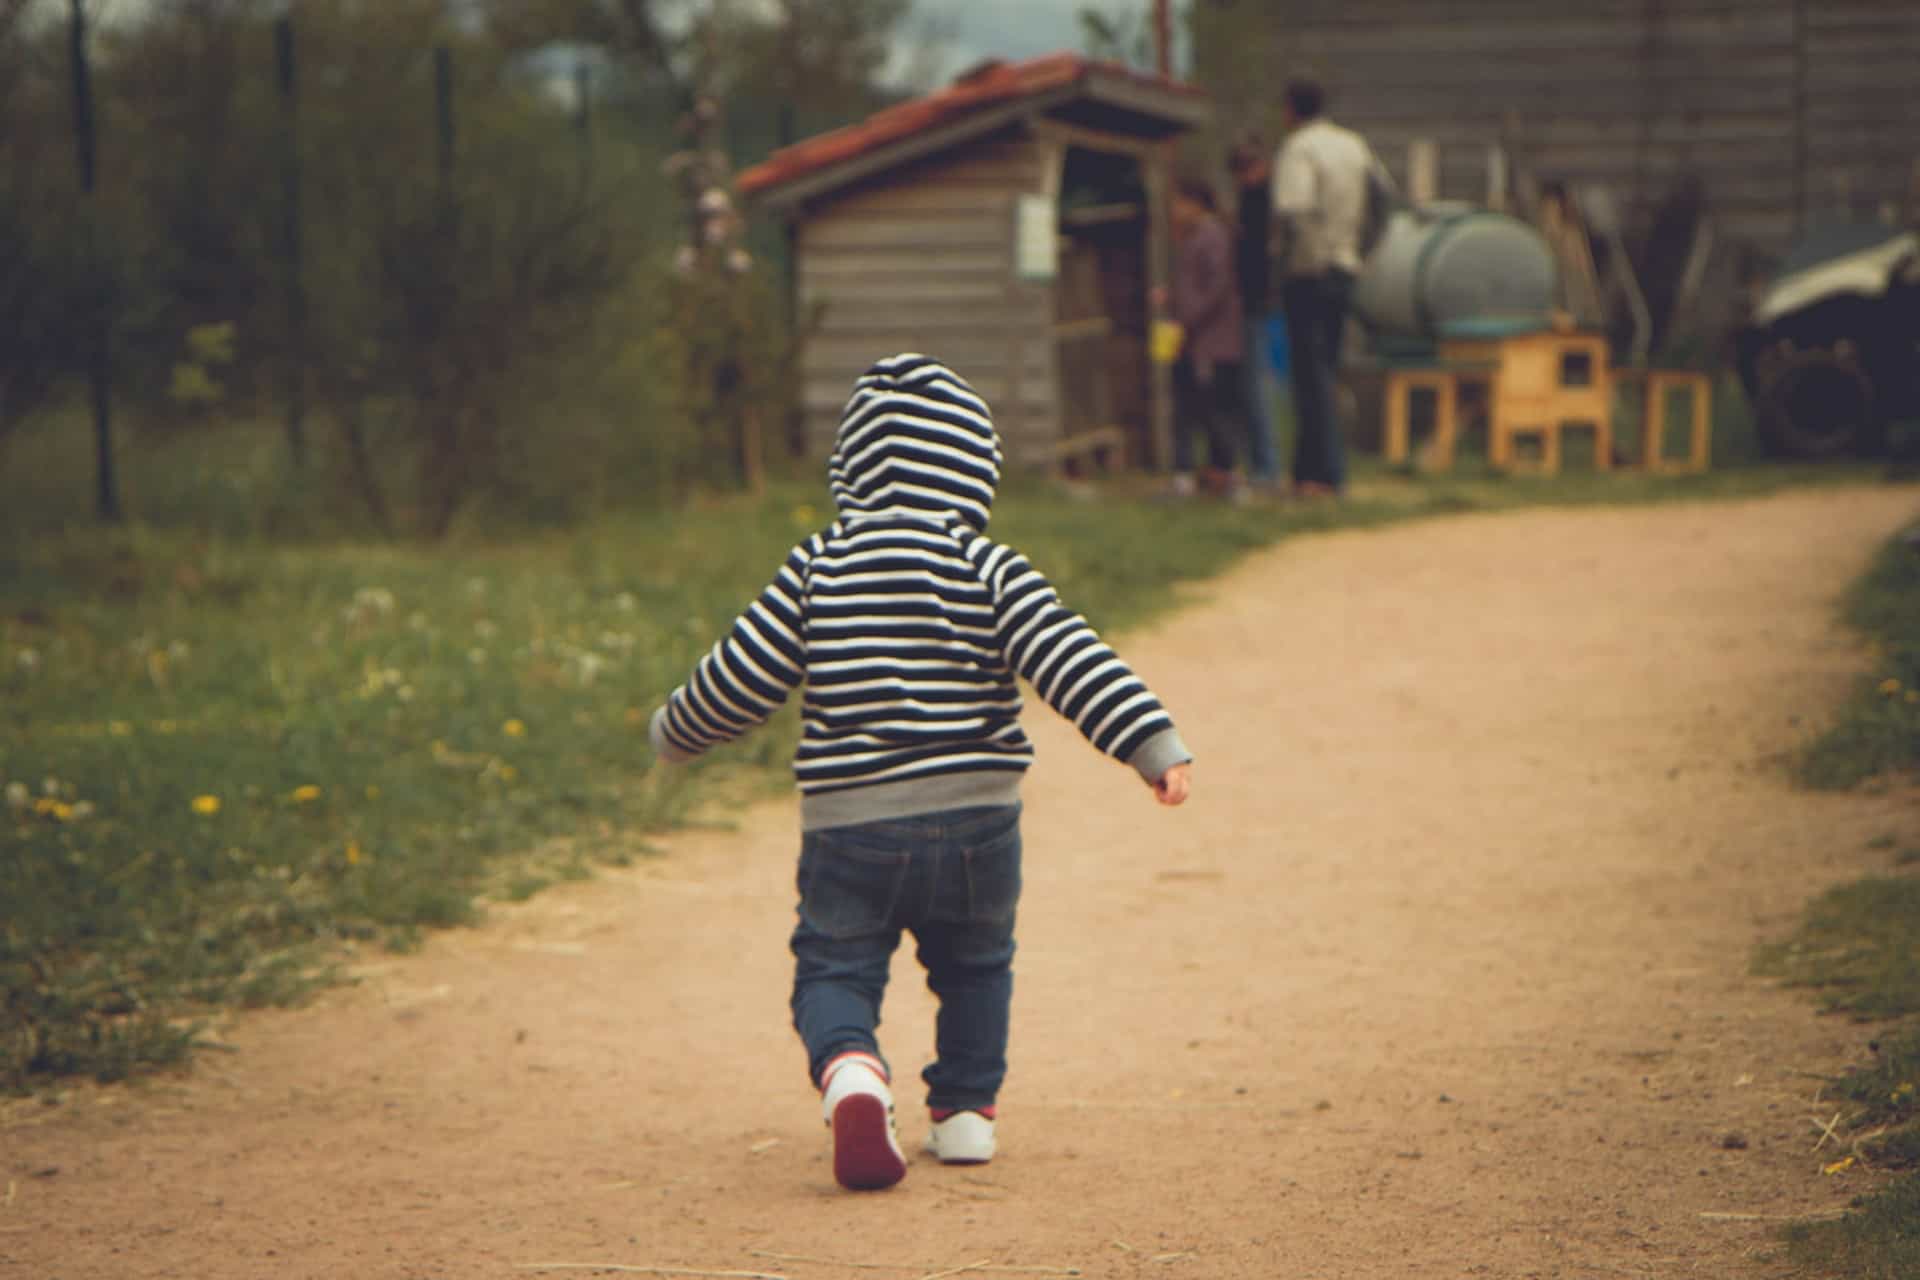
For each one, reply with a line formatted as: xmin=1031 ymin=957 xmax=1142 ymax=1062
xmin=736 ymin=54 xmax=1209 ymax=470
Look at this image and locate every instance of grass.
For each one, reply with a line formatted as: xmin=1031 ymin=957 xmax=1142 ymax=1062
xmin=1756 ymin=876 xmax=1920 ymax=1019
xmin=1756 ymin=520 xmax=1920 ymax=1279
xmin=1797 ymin=522 xmax=1920 ymax=788
xmin=0 ymin=408 xmax=1907 ymax=1092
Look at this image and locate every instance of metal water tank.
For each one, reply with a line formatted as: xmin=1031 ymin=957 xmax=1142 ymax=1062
xmin=1353 ymin=203 xmax=1560 ymax=338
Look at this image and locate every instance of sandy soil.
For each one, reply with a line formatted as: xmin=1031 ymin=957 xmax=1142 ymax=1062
xmin=6 ymin=486 xmax=1920 ymax=1280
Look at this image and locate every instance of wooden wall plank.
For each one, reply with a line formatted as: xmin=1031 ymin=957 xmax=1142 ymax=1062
xmin=1228 ymin=0 xmax=1917 ymax=252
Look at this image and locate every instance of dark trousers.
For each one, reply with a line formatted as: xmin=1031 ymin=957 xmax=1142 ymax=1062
xmin=1282 ymin=270 xmax=1355 ymax=490
xmin=1172 ymin=357 xmax=1246 ymax=475
xmin=790 ymin=805 xmax=1022 ymax=1113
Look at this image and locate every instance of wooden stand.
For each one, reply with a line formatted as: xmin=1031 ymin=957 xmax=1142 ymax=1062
xmin=1467 ymin=329 xmax=1613 ymax=474
xmin=1381 ymin=369 xmax=1459 ymax=470
xmin=1617 ymin=369 xmax=1712 ymax=473
xmin=1378 ymin=321 xmax=1713 ymax=478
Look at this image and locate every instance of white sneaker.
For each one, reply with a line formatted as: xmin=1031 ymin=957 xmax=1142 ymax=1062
xmin=819 ymin=1053 xmax=906 ymax=1190
xmin=924 ymin=1110 xmax=996 ymax=1165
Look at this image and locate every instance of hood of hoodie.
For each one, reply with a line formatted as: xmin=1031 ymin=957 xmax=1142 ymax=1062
xmin=827 ymin=354 xmax=1002 ymax=530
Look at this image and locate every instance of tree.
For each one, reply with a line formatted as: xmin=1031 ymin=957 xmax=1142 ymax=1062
xmin=1079 ymin=3 xmax=1153 ymax=71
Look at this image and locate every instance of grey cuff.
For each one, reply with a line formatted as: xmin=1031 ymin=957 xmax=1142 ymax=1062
xmin=1127 ymin=727 xmax=1193 ymax=785
xmin=648 ymin=706 xmax=698 ymax=764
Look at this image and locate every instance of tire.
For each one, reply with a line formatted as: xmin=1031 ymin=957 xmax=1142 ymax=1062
xmin=1754 ymin=346 xmax=1878 ymax=459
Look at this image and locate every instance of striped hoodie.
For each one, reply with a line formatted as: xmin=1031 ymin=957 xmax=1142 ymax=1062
xmin=649 ymin=353 xmax=1191 ymax=831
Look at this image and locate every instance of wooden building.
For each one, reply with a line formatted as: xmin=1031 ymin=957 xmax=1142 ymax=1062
xmin=735 ymin=55 xmax=1209 ymax=468
xmin=1200 ymin=0 xmax=1920 ymax=258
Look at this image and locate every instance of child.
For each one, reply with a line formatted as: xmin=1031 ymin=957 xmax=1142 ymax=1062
xmin=650 ymin=354 xmax=1193 ymax=1191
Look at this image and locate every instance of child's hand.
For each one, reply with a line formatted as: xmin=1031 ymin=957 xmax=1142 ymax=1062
xmin=1151 ymin=763 xmax=1191 ymax=807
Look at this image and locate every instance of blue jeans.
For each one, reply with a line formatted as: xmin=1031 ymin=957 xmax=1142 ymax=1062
xmin=790 ymin=804 xmax=1022 ymax=1113
xmin=1282 ymin=271 xmax=1355 ymax=491
xmin=1243 ymin=314 xmax=1282 ymax=483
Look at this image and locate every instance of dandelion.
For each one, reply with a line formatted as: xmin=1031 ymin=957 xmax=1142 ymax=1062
xmin=499 ymin=764 xmax=519 ymax=784
xmin=191 ymin=794 xmax=222 ymax=816
xmin=4 ymin=781 xmax=28 ymax=810
xmin=345 ymin=587 xmax=396 ymax=625
xmin=1881 ymin=677 xmax=1904 ymax=696
xmin=345 ymin=840 xmax=365 ymax=866
xmin=291 ymin=785 xmax=322 ymax=804
xmin=32 ymin=797 xmax=74 ymax=822
xmin=503 ymin=718 xmax=527 ymax=738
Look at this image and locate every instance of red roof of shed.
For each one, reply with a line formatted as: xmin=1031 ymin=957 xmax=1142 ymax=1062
xmin=736 ymin=53 xmax=1205 ymax=200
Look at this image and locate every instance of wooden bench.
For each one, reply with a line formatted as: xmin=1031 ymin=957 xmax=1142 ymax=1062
xmin=1044 ymin=425 xmax=1130 ymax=478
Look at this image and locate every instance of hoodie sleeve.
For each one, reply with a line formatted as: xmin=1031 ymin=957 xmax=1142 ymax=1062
xmin=966 ymin=535 xmax=1192 ymax=784
xmin=650 ymin=539 xmax=812 ymax=764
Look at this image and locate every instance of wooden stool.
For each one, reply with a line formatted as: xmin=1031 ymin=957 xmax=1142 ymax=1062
xmin=1381 ymin=368 xmax=1459 ymax=470
xmin=1640 ymin=371 xmax=1712 ymax=473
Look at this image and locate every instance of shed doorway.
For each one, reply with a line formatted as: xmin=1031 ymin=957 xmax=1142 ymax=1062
xmin=1053 ymin=144 xmax=1152 ymax=473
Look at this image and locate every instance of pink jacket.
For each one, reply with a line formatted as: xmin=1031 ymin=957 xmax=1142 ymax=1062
xmin=1172 ymin=215 xmax=1246 ymax=381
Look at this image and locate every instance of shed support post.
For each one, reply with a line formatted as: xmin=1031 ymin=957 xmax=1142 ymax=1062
xmin=1145 ymin=151 xmax=1174 ymax=472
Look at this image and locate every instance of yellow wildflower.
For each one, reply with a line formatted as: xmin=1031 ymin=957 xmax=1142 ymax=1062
xmin=793 ymin=503 xmax=818 ymax=526
xmin=1907 ymin=690 xmax=1918 ymax=705
xmin=1823 ymin=1156 xmax=1855 ymax=1176
xmin=291 ymin=785 xmax=322 ymax=804
xmin=32 ymin=797 xmax=74 ymax=821
xmin=366 ymin=785 xmax=382 ymax=800
xmin=503 ymin=719 xmax=527 ymax=738
xmin=1881 ymin=677 xmax=1903 ymax=696
xmin=108 ymin=721 xmax=133 ymax=738
xmin=498 ymin=765 xmax=518 ymax=784
xmin=345 ymin=840 xmax=365 ymax=866
xmin=191 ymin=794 xmax=221 ymax=816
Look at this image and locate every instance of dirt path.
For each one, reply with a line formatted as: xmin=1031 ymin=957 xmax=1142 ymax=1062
xmin=8 ymin=487 xmax=1920 ymax=1280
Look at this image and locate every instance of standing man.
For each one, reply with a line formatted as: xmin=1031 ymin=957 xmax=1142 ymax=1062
xmin=1273 ymin=78 xmax=1379 ymax=498
xmin=1229 ymin=138 xmax=1283 ymax=493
